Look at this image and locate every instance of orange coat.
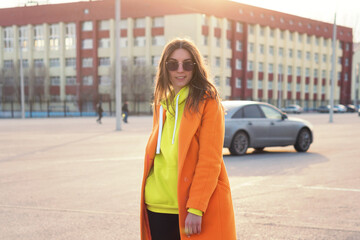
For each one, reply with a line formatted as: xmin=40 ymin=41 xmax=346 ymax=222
xmin=140 ymin=98 xmax=236 ymax=240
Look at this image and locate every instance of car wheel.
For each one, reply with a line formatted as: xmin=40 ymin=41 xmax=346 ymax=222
xmin=229 ymin=131 xmax=249 ymax=155
xmin=294 ymin=128 xmax=311 ymax=152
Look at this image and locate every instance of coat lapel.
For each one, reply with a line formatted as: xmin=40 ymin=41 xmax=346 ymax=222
xmin=178 ymin=107 xmax=202 ymax=176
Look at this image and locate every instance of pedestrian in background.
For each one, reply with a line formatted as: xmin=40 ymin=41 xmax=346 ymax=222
xmin=96 ymin=101 xmax=103 ymax=124
xmin=140 ymin=38 xmax=236 ymax=240
xmin=122 ymin=101 xmax=129 ymax=123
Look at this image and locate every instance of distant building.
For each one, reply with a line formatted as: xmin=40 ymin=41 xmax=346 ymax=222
xmin=352 ymin=42 xmax=360 ymax=106
xmin=0 ymin=0 xmax=353 ymax=113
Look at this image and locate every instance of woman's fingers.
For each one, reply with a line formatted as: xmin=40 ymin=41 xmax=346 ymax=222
xmin=185 ymin=212 xmax=202 ymax=237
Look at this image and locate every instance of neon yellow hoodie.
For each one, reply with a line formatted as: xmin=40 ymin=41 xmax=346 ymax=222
xmin=145 ymin=86 xmax=202 ymax=216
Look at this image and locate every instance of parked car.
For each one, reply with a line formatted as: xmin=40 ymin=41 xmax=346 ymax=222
xmin=317 ymin=105 xmax=338 ymax=113
xmin=334 ymin=104 xmax=347 ymax=113
xmin=346 ymin=104 xmax=356 ymax=112
xmin=358 ymin=108 xmax=360 ymax=117
xmin=222 ymin=101 xmax=314 ymax=155
xmin=282 ymin=105 xmax=303 ymax=114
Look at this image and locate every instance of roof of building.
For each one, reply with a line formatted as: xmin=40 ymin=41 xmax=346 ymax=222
xmin=0 ymin=0 xmax=353 ymax=42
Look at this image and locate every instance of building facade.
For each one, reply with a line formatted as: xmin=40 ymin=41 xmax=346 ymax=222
xmin=351 ymin=43 xmax=360 ymax=107
xmin=0 ymin=0 xmax=353 ymax=113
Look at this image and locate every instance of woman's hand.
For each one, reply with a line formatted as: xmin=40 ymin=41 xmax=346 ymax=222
xmin=185 ymin=212 xmax=202 ymax=237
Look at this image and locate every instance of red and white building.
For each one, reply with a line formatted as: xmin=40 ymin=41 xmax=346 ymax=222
xmin=0 ymin=0 xmax=353 ymax=112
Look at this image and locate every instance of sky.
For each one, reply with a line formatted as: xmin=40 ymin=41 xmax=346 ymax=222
xmin=0 ymin=0 xmax=359 ymax=42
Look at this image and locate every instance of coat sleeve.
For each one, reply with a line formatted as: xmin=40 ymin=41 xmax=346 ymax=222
xmin=186 ymin=98 xmax=224 ymax=213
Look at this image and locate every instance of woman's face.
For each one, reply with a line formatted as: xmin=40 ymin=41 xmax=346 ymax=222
xmin=166 ymin=48 xmax=194 ymax=95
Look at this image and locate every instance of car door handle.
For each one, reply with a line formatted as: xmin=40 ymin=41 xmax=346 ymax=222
xmin=248 ymin=121 xmax=252 ymax=125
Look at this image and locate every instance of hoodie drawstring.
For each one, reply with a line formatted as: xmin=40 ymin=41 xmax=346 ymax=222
xmin=172 ymin=95 xmax=180 ymax=144
xmin=156 ymin=105 xmax=163 ymax=154
xmin=155 ymin=94 xmax=181 ymax=154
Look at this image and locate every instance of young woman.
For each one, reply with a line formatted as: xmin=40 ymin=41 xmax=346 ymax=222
xmin=140 ymin=38 xmax=236 ymax=240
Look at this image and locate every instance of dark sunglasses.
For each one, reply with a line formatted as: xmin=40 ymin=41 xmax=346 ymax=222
xmin=165 ymin=61 xmax=196 ymax=71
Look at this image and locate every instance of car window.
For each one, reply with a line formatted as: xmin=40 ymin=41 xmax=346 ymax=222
xmin=242 ymin=105 xmax=264 ymax=118
xmin=260 ymin=105 xmax=282 ymax=120
xmin=232 ymin=108 xmax=243 ymax=118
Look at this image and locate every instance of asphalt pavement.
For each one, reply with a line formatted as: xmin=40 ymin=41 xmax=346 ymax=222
xmin=0 ymin=113 xmax=359 ymax=239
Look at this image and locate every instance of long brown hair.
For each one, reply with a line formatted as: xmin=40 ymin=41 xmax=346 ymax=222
xmin=153 ymin=38 xmax=219 ymax=115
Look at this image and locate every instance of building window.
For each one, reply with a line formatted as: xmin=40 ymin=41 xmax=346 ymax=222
xmin=152 ymin=17 xmax=164 ymax=27
xmin=227 ymin=20 xmax=232 ymax=31
xmin=215 ymin=37 xmax=221 ymax=47
xmin=270 ymin=29 xmax=275 ymax=38
xmin=34 ymin=25 xmax=44 ymax=50
xmin=258 ymin=80 xmax=263 ymax=89
xmin=314 ymin=69 xmax=318 ymax=78
xmin=66 ymin=76 xmax=77 ymax=85
xmin=82 ymin=21 xmax=93 ymax=31
xmin=260 ymin=44 xmax=264 ymax=54
xmin=236 ymin=40 xmax=242 ymax=51
xmin=120 ymin=38 xmax=127 ymax=48
xmin=297 ymin=50 xmax=302 ymax=59
xmin=34 ymin=59 xmax=44 ymax=68
xmin=82 ymin=76 xmax=93 ymax=86
xmin=82 ymin=39 xmax=93 ymax=49
xmin=226 ymin=58 xmax=231 ymax=69
xmin=323 ymin=54 xmax=327 ymax=63
xmin=280 ymin=30 xmax=285 ymax=39
xmin=296 ymin=83 xmax=300 ymax=92
xmin=305 ymin=68 xmax=310 ymax=77
xmin=297 ymin=67 xmax=301 ymax=76
xmin=19 ymin=26 xmax=28 ymax=51
xmin=260 ymin=27 xmax=265 ymax=36
xmin=298 ymin=34 xmax=302 ymax=43
xmin=214 ymin=17 xmax=221 ymax=28
xmin=247 ymin=79 xmax=253 ymax=89
xmin=289 ymin=32 xmax=293 ymax=41
xmin=236 ymin=78 xmax=241 ymax=88
xmin=50 ymin=58 xmax=60 ymax=67
xmin=99 ymin=20 xmax=110 ymax=31
xmin=65 ymin=58 xmax=76 ymax=67
xmin=227 ymin=39 xmax=232 ymax=49
xmin=322 ymin=70 xmax=326 ymax=79
xmin=314 ymin=53 xmax=319 ymax=63
xmin=152 ymin=56 xmax=160 ymax=66
xmin=82 ymin=58 xmax=93 ymax=68
xmin=248 ymin=25 xmax=254 ymax=35
xmin=3 ymin=60 xmax=14 ymax=69
xmin=49 ymin=24 xmax=59 ymax=51
xmin=288 ymin=49 xmax=293 ymax=58
xmin=99 ymin=38 xmax=110 ymax=48
xmin=203 ymin=36 xmax=208 ymax=46
xmin=135 ymin=18 xmax=146 ymax=28
xmin=305 ymin=84 xmax=309 ymax=93
xmin=314 ymin=85 xmax=318 ymax=93
xmin=322 ymin=86 xmax=325 ymax=94
xmin=215 ymin=57 xmax=221 ymax=67
xmin=288 ymin=66 xmax=292 ymax=75
xmin=134 ymin=36 xmax=146 ymax=47
xmin=269 ymin=46 xmax=274 ymax=56
xmin=248 ymin=42 xmax=254 ymax=53
xmin=315 ymin=37 xmax=320 ymax=46
xmin=323 ymin=39 xmax=327 ymax=47
xmin=287 ymin=82 xmax=291 ymax=91
xmin=50 ymin=76 xmax=60 ymax=86
xmin=268 ymin=63 xmax=273 ymax=73
xmin=247 ymin=61 xmax=253 ymax=71
xmin=65 ymin=23 xmax=76 ymax=50
xmin=19 ymin=59 xmax=29 ymax=68
xmin=134 ymin=56 xmax=145 ymax=66
xmin=236 ymin=59 xmax=242 ymax=70
xmin=120 ymin=19 xmax=127 ymax=29
xmin=99 ymin=57 xmax=110 ymax=66
xmin=202 ymin=14 xmax=208 ymax=26
xmin=236 ymin=22 xmax=243 ymax=32
xmin=152 ymin=36 xmax=165 ymax=46
xmin=306 ymin=35 xmax=311 ymax=44
xmin=279 ymin=47 xmax=283 ymax=57
xmin=346 ymin=43 xmax=350 ymax=51
xmin=268 ymin=81 xmax=273 ymax=90
xmin=259 ymin=62 xmax=264 ymax=72
xmin=99 ymin=76 xmax=111 ymax=85
xmin=226 ymin=77 xmax=231 ymax=86
xmin=344 ymin=73 xmax=348 ymax=81
xmin=214 ymin=76 xmax=220 ymax=86
xmin=345 ymin=58 xmax=349 ymax=66
xmin=278 ymin=64 xmax=283 ymax=74
xmin=3 ymin=27 xmax=14 ymax=52
xmin=306 ymin=51 xmax=311 ymax=61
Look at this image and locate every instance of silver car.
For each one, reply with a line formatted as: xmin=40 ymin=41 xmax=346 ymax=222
xmin=222 ymin=101 xmax=314 ymax=155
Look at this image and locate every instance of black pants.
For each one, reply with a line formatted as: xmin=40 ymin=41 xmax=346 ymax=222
xmin=147 ymin=210 xmax=180 ymax=240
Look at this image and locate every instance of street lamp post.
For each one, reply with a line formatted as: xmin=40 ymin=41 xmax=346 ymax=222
xmin=115 ymin=0 xmax=122 ymax=131
xmin=19 ymin=40 xmax=25 ymax=119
